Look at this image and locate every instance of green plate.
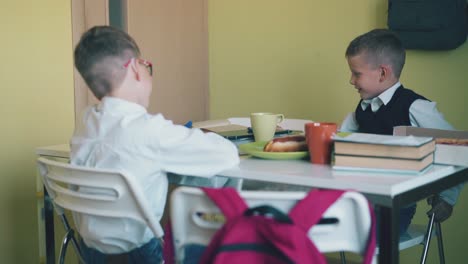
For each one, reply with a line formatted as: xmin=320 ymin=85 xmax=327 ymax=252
xmin=239 ymin=141 xmax=309 ymax=160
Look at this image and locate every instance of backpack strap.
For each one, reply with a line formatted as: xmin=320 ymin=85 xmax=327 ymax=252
xmin=289 ymin=189 xmax=345 ymax=231
xmin=289 ymin=189 xmax=376 ymax=264
xmin=162 ymin=222 xmax=175 ymax=264
xmin=202 ymin=187 xmax=248 ymax=220
xmin=248 ymin=189 xmax=346 ymax=264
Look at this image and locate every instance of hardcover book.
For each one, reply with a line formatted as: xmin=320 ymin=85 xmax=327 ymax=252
xmin=332 ymin=132 xmax=435 ymax=172
xmin=333 ymin=132 xmax=435 ymax=159
xmin=333 ymin=153 xmax=434 ymax=172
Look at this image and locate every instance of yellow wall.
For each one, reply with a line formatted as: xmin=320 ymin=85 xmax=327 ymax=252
xmin=209 ymin=1 xmax=468 ymax=130
xmin=209 ymin=1 xmax=468 ymax=263
xmin=0 ymin=1 xmax=74 ymax=263
xmin=0 ymin=0 xmax=466 ymax=263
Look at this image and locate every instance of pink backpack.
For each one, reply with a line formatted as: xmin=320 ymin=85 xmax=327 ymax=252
xmin=199 ymin=187 xmax=376 ymax=264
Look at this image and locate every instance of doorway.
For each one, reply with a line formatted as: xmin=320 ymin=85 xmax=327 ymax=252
xmin=71 ymin=0 xmax=209 ymax=124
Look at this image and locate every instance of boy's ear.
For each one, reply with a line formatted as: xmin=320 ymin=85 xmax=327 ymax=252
xmin=128 ymin=59 xmax=142 ymax=81
xmin=379 ymin=65 xmax=392 ymax=82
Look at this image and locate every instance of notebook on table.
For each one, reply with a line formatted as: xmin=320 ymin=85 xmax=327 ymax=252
xmin=193 ymin=119 xmax=296 ymax=140
xmin=217 ymin=128 xmax=293 ymax=140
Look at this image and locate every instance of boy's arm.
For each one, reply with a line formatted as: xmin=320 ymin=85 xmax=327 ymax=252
xmin=339 ymin=112 xmax=359 ymax=132
xmin=154 ymin=119 xmax=240 ymax=178
xmin=409 ymin=99 xmax=454 ymax=130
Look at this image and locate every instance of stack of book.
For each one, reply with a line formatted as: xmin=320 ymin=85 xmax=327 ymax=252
xmin=332 ymin=132 xmax=436 ymax=173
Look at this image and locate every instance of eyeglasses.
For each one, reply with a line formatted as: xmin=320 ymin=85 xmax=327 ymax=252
xmin=124 ymin=58 xmax=153 ymax=76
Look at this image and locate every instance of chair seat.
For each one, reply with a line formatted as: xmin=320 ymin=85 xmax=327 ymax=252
xmin=399 ymin=224 xmax=426 ymax=251
xmin=375 ymin=224 xmax=427 ymax=255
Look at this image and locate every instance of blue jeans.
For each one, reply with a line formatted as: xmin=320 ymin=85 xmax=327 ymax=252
xmin=79 ymin=238 xmax=163 ymax=264
xmin=399 ymin=204 xmax=417 ymax=235
xmin=183 ymin=244 xmax=206 ymax=264
xmin=375 ymin=203 xmax=417 ymax=239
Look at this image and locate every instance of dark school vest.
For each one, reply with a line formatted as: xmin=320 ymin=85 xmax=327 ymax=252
xmin=355 ymin=86 xmax=428 ymax=135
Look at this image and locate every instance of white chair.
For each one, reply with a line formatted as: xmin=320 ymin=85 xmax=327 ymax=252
xmin=169 ymin=186 xmax=375 ymax=263
xmin=37 ymin=157 xmax=164 ymax=264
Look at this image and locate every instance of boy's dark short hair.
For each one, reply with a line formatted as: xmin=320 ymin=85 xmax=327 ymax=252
xmin=345 ymin=29 xmax=406 ymax=78
xmin=74 ymin=26 xmax=141 ymax=100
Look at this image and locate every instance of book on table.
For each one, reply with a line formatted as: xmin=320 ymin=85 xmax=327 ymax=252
xmin=192 ymin=119 xmax=253 ymax=140
xmin=192 ymin=119 xmax=294 ymax=140
xmin=192 ymin=119 xmax=248 ymax=133
xmin=333 ymin=153 xmax=434 ymax=172
xmin=334 ymin=133 xmax=436 ymax=159
xmin=332 ymin=132 xmax=435 ymax=172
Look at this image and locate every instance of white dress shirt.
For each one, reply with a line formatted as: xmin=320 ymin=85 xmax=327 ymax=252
xmin=70 ymin=97 xmax=240 ymax=253
xmin=340 ymin=82 xmax=462 ymax=205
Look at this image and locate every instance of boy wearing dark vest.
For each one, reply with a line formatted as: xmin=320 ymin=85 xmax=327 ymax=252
xmin=340 ymin=29 xmax=463 ymax=236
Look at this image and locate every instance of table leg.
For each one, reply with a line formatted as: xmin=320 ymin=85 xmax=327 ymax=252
xmin=378 ymin=205 xmax=400 ymax=264
xmin=44 ymin=188 xmax=55 ymax=264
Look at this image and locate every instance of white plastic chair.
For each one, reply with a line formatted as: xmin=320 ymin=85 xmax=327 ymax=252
xmin=37 ymin=157 xmax=164 ymax=264
xmin=170 ymin=186 xmax=375 ymax=263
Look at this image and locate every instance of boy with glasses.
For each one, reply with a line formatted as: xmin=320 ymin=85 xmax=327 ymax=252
xmin=72 ymin=26 xmax=239 ymax=263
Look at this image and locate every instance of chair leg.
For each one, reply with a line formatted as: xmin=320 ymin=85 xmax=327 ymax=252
xmin=435 ymin=222 xmax=445 ymax=264
xmin=59 ymin=214 xmax=86 ymax=263
xmin=340 ymin=251 xmax=347 ymax=264
xmin=420 ymin=213 xmax=435 ymax=264
xmin=59 ymin=229 xmax=73 ymax=264
xmin=69 ymin=230 xmax=87 ymax=264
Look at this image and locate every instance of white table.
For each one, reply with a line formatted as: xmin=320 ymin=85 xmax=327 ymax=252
xmin=36 ymin=144 xmax=468 ymax=264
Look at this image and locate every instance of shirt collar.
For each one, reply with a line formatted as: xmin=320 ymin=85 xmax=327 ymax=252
xmin=360 ymin=81 xmax=401 ymax=112
xmin=97 ymin=96 xmax=147 ymax=115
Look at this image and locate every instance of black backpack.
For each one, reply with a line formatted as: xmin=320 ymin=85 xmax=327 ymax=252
xmin=388 ymin=0 xmax=468 ymax=50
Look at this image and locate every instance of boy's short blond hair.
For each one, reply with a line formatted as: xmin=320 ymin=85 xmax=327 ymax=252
xmin=345 ymin=29 xmax=406 ymax=78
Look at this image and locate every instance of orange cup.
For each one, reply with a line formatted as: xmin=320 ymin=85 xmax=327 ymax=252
xmin=305 ymin=122 xmax=337 ymax=164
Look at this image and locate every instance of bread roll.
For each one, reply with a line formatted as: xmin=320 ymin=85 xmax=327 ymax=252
xmin=263 ymin=135 xmax=308 ymax=152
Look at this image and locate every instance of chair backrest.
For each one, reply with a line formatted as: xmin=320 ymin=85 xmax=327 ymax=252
xmin=37 ymin=157 xmax=164 ymax=238
xmin=170 ymin=186 xmax=373 ymax=262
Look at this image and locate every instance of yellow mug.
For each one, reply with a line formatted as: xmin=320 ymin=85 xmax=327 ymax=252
xmin=250 ymin=113 xmax=284 ymax=142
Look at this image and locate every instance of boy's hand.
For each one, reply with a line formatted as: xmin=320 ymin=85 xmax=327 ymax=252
xmin=426 ymin=195 xmax=453 ymax=223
